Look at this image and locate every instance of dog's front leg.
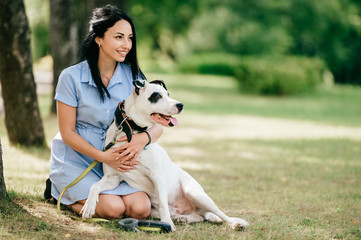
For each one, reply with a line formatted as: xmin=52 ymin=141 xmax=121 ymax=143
xmin=151 ymin=175 xmax=176 ymax=232
xmin=80 ymin=174 xmax=123 ymax=219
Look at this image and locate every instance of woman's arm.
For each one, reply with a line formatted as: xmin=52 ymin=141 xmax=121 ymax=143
xmin=57 ymin=101 xmax=134 ymax=172
xmin=144 ymin=124 xmax=164 ymax=143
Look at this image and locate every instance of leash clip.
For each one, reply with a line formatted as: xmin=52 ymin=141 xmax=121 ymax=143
xmin=116 ymin=116 xmax=128 ymax=131
xmin=118 ymin=218 xmax=172 ymax=233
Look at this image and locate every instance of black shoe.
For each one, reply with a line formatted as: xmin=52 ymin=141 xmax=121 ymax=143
xmin=44 ymin=178 xmax=57 ymax=205
xmin=44 ymin=178 xmax=52 ymax=200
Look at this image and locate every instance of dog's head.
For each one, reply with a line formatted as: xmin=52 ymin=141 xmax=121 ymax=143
xmin=125 ymin=80 xmax=183 ymax=128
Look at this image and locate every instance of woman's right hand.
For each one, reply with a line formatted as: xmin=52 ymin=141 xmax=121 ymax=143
xmin=98 ymin=150 xmax=139 ymax=172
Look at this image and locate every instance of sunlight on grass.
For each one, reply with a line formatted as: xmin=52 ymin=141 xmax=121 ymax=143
xmin=2 ymin=141 xmax=49 ymax=197
xmin=148 ymin=73 xmax=361 ymax=126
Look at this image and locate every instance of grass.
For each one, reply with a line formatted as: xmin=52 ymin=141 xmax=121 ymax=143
xmin=0 ymin=73 xmax=360 ymax=239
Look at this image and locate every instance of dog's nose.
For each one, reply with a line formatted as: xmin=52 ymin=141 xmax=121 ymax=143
xmin=176 ymin=103 xmax=184 ymax=112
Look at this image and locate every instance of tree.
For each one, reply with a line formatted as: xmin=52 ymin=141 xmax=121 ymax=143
xmin=0 ymin=0 xmax=46 ymax=146
xmin=0 ymin=140 xmax=7 ymax=199
xmin=49 ymin=0 xmax=78 ymax=113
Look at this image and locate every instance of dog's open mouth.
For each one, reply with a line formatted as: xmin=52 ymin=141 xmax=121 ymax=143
xmin=150 ymin=113 xmax=178 ymax=127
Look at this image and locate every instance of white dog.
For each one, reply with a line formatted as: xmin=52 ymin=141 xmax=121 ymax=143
xmin=80 ymin=80 xmax=249 ymax=231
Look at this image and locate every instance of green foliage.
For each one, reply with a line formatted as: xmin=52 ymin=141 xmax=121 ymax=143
xmin=187 ymin=3 xmax=292 ymax=56
xmin=130 ymin=0 xmax=200 ymax=59
xmin=235 ymin=56 xmax=325 ymax=95
xmin=24 ymin=0 xmax=49 ymax=62
xmin=287 ymin=0 xmax=361 ymax=85
xmin=175 ymin=53 xmax=325 ymax=96
xmin=30 ymin=21 xmax=49 ymax=61
xmin=22 ymin=0 xmax=361 ymax=85
xmin=176 ymin=52 xmax=241 ymax=76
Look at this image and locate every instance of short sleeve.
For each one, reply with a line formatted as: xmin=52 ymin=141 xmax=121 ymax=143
xmin=55 ymin=69 xmax=79 ymax=107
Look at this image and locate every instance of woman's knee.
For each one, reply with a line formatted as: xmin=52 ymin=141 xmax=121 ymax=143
xmin=96 ymin=195 xmax=125 ymax=219
xmin=123 ymin=192 xmax=151 ymax=219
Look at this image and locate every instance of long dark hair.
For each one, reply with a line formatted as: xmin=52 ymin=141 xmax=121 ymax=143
xmin=79 ymin=4 xmax=144 ymax=100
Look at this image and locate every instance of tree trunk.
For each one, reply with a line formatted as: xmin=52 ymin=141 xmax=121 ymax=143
xmin=50 ymin=0 xmax=78 ymax=114
xmin=0 ymin=0 xmax=46 ymax=146
xmin=0 ymin=140 xmax=7 ymax=199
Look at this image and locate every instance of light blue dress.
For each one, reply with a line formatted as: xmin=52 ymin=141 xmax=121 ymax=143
xmin=49 ymin=60 xmax=140 ymax=205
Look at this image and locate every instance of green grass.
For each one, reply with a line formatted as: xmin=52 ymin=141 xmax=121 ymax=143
xmin=156 ymin=73 xmax=361 ymax=126
xmin=0 ymin=73 xmax=360 ymax=239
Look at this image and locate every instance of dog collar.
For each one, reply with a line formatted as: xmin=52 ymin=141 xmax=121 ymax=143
xmin=114 ymin=101 xmax=147 ymax=143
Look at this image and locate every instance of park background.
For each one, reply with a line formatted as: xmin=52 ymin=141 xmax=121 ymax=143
xmin=0 ymin=0 xmax=360 ymax=239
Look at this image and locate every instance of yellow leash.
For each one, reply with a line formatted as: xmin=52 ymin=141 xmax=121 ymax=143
xmin=56 ymin=137 xmax=118 ymax=214
xmin=56 ymin=159 xmax=111 ymax=223
xmin=57 ymin=160 xmax=99 ymax=213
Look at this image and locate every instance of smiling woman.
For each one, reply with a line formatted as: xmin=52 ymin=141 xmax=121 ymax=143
xmin=46 ymin=4 xmax=163 ymax=220
xmin=95 ymin=20 xmax=133 ymax=77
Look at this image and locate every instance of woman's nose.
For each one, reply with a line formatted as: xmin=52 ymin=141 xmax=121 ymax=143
xmin=122 ymin=38 xmax=131 ymax=49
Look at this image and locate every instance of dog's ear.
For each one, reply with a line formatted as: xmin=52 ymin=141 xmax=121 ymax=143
xmin=149 ymin=80 xmax=167 ymax=90
xmin=133 ymin=80 xmax=147 ymax=95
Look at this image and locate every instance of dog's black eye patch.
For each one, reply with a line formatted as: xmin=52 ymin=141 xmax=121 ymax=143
xmin=148 ymin=92 xmax=163 ymax=103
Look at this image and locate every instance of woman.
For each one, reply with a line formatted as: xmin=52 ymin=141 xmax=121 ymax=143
xmin=48 ymin=4 xmax=162 ymax=219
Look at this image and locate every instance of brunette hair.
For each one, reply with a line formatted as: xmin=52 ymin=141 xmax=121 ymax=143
xmin=79 ymin=4 xmax=144 ymax=100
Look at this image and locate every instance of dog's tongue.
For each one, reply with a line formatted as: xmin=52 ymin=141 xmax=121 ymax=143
xmin=151 ymin=113 xmax=178 ymax=127
xmin=169 ymin=116 xmax=178 ymax=127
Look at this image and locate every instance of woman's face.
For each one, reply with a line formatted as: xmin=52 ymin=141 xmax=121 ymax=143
xmin=96 ymin=19 xmax=133 ymax=63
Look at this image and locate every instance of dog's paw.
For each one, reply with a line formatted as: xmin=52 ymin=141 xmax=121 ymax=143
xmin=170 ymin=222 xmax=176 ymax=232
xmin=174 ymin=215 xmax=189 ymax=224
xmin=228 ymin=217 xmax=249 ymax=230
xmin=80 ymin=200 xmax=96 ymax=219
xmin=161 ymin=218 xmax=176 ymax=232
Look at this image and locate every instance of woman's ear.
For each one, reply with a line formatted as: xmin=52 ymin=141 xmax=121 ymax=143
xmin=95 ymin=36 xmax=102 ymax=47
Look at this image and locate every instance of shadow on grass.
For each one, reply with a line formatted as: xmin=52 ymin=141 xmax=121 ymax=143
xmin=0 ymin=191 xmax=101 ymax=239
xmin=0 ymin=192 xmax=57 ymax=238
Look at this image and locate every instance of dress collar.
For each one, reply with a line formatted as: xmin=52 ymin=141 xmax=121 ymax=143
xmin=80 ymin=61 xmax=124 ymax=88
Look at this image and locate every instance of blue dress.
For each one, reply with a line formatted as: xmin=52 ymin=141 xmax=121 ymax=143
xmin=49 ymin=60 xmax=140 ymax=205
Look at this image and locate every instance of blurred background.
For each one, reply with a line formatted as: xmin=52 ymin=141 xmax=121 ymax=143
xmin=28 ymin=0 xmax=361 ymax=88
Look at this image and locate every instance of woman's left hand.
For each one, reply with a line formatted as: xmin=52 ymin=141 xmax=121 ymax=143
xmin=113 ymin=132 xmax=148 ymax=166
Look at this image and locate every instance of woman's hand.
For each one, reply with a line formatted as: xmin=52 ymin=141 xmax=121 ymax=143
xmin=106 ymin=125 xmax=163 ymax=171
xmin=98 ymin=149 xmax=139 ymax=172
xmin=114 ymin=132 xmax=149 ymax=166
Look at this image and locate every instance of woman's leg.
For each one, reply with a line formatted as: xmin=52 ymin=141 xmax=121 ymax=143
xmin=71 ymin=194 xmax=125 ymax=219
xmin=70 ymin=192 xmax=151 ymax=219
xmin=122 ymin=191 xmax=151 ymax=219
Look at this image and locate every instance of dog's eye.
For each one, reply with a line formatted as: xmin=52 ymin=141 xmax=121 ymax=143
xmin=148 ymin=92 xmax=163 ymax=103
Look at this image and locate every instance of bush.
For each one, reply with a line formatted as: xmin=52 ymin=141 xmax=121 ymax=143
xmin=235 ymin=56 xmax=325 ymax=95
xmin=176 ymin=52 xmax=241 ymax=76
